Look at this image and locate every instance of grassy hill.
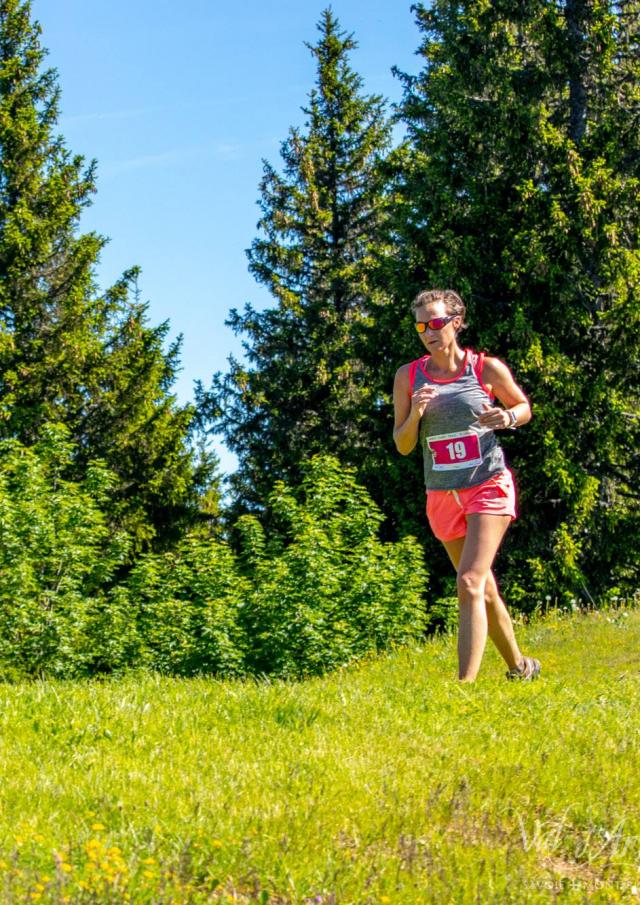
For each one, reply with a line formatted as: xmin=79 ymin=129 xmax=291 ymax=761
xmin=0 ymin=607 xmax=639 ymax=903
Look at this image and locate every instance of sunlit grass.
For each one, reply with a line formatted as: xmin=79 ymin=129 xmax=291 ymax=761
xmin=0 ymin=607 xmax=639 ymax=903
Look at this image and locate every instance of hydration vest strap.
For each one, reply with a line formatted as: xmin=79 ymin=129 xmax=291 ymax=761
xmin=408 ymin=356 xmax=428 ymax=395
xmin=470 ymin=350 xmax=494 ymax=402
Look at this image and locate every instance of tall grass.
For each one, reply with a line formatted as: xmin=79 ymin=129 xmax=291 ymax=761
xmin=0 ymin=607 xmax=638 ymax=903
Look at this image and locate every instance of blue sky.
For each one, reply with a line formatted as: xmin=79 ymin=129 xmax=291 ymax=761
xmin=34 ymin=1 xmax=421 ymax=474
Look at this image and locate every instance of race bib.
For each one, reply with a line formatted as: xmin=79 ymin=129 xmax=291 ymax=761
xmin=427 ymin=430 xmax=483 ymax=471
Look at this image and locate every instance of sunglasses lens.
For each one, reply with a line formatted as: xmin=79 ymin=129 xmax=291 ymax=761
xmin=416 ymin=316 xmax=454 ymax=333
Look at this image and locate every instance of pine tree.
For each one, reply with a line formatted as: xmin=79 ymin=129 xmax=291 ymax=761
xmin=392 ymin=0 xmax=640 ymax=601
xmin=202 ymin=10 xmax=397 ymax=516
xmin=0 ymin=0 xmax=217 ymax=548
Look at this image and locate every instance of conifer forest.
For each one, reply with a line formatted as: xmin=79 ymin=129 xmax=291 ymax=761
xmin=0 ymin=0 xmax=638 ymax=678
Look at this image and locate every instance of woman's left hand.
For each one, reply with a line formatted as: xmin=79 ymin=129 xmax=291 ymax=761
xmin=477 ymin=403 xmax=512 ymax=430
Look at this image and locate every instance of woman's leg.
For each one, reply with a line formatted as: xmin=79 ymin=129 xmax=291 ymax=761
xmin=442 ymin=513 xmax=512 ymax=681
xmin=443 ymin=535 xmax=523 ymax=672
xmin=484 ymin=576 xmax=523 ymax=670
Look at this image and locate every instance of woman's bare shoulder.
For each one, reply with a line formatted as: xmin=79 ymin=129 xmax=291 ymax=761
xmin=481 ymin=355 xmax=514 ymax=381
xmin=395 ymin=361 xmax=413 ymax=379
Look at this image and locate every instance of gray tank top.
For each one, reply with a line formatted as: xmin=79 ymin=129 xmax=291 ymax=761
xmin=410 ymin=349 xmax=506 ymax=490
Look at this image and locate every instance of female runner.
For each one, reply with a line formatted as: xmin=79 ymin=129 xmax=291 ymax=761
xmin=393 ymin=289 xmax=540 ymax=682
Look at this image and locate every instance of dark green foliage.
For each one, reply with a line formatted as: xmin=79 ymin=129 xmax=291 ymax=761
xmin=0 ymin=440 xmax=428 ymax=679
xmin=0 ymin=0 xmax=216 ymax=548
xmin=0 ymin=424 xmax=130 ymax=678
xmin=69 ymin=272 xmax=215 ymax=550
xmin=234 ymin=456 xmax=428 ymax=678
xmin=117 ymin=455 xmax=428 ymax=680
xmin=200 ymin=10 xmax=397 ymax=521
xmin=391 ymin=0 xmax=640 ymax=603
xmin=112 ymin=534 xmax=249 ymax=678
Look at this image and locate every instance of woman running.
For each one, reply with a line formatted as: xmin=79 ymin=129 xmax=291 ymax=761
xmin=393 ymin=289 xmax=540 ymax=682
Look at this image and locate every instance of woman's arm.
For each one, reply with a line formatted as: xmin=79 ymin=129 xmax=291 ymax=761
xmin=393 ymin=364 xmax=439 ymax=454
xmin=476 ymin=357 xmax=532 ymax=431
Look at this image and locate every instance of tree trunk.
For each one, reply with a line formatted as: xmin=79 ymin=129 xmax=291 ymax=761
xmin=566 ymin=0 xmax=588 ymax=143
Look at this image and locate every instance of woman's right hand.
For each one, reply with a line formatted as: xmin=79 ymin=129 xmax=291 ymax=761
xmin=410 ymin=385 xmax=439 ymax=419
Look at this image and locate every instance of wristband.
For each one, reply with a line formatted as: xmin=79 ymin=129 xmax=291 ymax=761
xmin=506 ymin=408 xmax=518 ymax=429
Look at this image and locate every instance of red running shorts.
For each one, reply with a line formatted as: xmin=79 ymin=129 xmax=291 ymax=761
xmin=426 ymin=469 xmax=517 ymax=543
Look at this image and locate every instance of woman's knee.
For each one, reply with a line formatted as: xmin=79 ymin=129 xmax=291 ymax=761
xmin=457 ymin=568 xmax=486 ymax=598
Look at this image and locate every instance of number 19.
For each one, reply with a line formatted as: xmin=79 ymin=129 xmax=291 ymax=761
xmin=446 ymin=440 xmax=467 ymax=460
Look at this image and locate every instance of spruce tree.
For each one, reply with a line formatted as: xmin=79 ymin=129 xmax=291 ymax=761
xmin=203 ymin=10 xmax=397 ymax=517
xmin=392 ymin=0 xmax=640 ymax=601
xmin=0 ymin=0 xmax=216 ymax=548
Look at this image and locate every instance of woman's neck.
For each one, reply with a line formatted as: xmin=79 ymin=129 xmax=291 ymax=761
xmin=427 ymin=343 xmax=466 ymax=377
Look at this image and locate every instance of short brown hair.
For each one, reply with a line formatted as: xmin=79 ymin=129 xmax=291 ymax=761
xmin=412 ymin=289 xmax=467 ymax=331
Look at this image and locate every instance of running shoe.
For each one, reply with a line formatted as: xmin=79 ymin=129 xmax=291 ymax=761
xmin=506 ymin=656 xmax=541 ymax=680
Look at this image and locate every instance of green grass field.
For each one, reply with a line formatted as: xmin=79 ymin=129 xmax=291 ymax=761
xmin=1 ymin=607 xmax=639 ymax=904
